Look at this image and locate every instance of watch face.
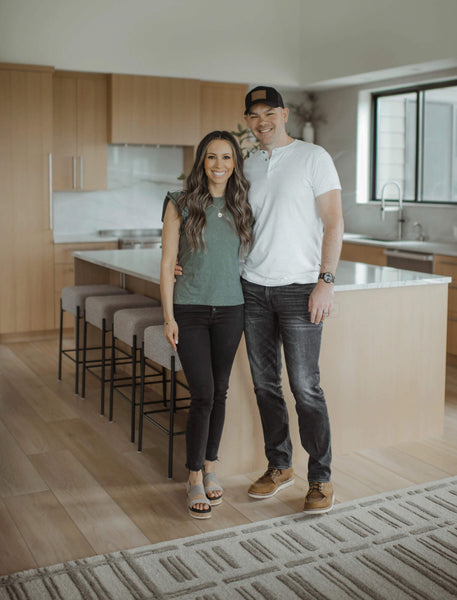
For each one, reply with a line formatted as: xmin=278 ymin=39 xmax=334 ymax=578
xmin=320 ymin=272 xmax=334 ymax=283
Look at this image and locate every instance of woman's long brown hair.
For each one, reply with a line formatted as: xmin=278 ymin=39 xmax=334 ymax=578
xmin=176 ymin=130 xmax=253 ymax=254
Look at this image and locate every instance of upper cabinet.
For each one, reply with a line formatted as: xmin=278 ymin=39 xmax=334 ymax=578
xmin=199 ymin=81 xmax=247 ymax=138
xmin=109 ymin=74 xmax=200 ymax=146
xmin=53 ymin=71 xmax=108 ymax=191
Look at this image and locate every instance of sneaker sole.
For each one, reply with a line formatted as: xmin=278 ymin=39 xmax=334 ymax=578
xmin=303 ymin=494 xmax=335 ymax=515
xmin=248 ymin=478 xmax=295 ymax=499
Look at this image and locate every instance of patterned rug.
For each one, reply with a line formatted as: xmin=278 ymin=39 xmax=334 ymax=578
xmin=1 ymin=477 xmax=457 ymax=600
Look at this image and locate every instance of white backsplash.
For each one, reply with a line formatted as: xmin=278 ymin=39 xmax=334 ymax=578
xmin=53 ymin=145 xmax=184 ymax=235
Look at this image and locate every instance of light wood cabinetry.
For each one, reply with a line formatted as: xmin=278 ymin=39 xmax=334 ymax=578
xmin=199 ymin=81 xmax=247 ymax=138
xmin=340 ymin=242 xmax=387 ymax=266
xmin=434 ymin=254 xmax=457 ymax=355
xmin=53 ymin=71 xmax=107 ymax=191
xmin=0 ymin=64 xmax=55 ymax=335
xmin=54 ymin=241 xmax=118 ymax=328
xmin=109 ymin=74 xmax=200 ymax=145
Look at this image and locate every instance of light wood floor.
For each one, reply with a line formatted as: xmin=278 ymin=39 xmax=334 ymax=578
xmin=1 ymin=334 xmax=456 ymax=576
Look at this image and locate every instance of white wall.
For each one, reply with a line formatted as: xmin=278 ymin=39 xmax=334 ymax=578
xmin=1 ymin=0 xmax=457 ymax=88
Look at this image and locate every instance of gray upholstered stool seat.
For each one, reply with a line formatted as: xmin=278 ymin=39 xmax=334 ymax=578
xmin=138 ymin=325 xmax=190 ymax=478
xmin=108 ymin=306 xmax=164 ymax=442
xmin=82 ymin=294 xmax=159 ymax=415
xmin=61 ymin=285 xmax=129 ymax=316
xmin=85 ymin=294 xmax=158 ymax=330
xmin=114 ymin=306 xmax=164 ymax=347
xmin=58 ymin=284 xmax=128 ymax=394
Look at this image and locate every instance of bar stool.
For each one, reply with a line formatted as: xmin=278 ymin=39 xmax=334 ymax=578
xmin=58 ymin=285 xmax=129 ymax=394
xmin=82 ymin=294 xmax=159 ymax=415
xmin=138 ymin=324 xmax=191 ymax=479
xmin=108 ymin=306 xmax=164 ymax=443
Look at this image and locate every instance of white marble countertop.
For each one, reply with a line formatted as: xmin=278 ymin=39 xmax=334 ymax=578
xmin=73 ymin=248 xmax=451 ymax=291
xmin=344 ymin=233 xmax=457 ymax=257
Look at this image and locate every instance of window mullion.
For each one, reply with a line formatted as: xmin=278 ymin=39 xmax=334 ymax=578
xmin=416 ymin=90 xmax=424 ymax=203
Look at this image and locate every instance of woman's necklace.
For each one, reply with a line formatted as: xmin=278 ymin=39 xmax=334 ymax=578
xmin=208 ymin=198 xmax=225 ymax=218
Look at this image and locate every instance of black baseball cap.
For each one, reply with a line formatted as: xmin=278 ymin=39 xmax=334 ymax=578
xmin=244 ymin=86 xmax=285 ymax=114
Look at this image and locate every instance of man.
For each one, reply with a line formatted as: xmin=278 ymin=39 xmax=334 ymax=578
xmin=241 ymin=86 xmax=344 ymax=514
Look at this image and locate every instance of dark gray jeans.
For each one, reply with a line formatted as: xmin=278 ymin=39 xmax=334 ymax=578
xmin=241 ymin=279 xmax=332 ymax=482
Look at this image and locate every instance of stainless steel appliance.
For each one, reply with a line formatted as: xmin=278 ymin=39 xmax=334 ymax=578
xmin=98 ymin=228 xmax=162 ymax=249
xmin=384 ymin=249 xmax=434 ymax=273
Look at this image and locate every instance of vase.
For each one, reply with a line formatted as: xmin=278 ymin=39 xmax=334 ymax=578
xmin=302 ymin=122 xmax=314 ymax=143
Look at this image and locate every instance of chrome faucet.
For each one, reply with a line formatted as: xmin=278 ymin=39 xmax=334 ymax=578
xmin=380 ymin=180 xmax=404 ymax=240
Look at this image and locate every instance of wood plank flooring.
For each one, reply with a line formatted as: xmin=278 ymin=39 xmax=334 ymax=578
xmin=0 ymin=334 xmax=456 ymax=576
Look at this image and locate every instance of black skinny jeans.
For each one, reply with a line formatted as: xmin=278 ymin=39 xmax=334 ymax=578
xmin=174 ymin=304 xmax=244 ymax=472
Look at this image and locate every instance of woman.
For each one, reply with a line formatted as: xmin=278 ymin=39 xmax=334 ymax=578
xmin=160 ymin=130 xmax=253 ymax=519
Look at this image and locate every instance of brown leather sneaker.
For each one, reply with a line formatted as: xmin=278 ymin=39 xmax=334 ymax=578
xmin=248 ymin=467 xmax=294 ymax=498
xmin=303 ymin=481 xmax=334 ymax=514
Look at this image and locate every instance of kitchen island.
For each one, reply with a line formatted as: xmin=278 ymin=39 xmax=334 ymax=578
xmin=74 ymin=249 xmax=450 ymax=477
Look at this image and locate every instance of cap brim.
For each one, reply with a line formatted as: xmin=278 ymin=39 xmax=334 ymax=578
xmin=244 ymin=100 xmax=283 ymax=114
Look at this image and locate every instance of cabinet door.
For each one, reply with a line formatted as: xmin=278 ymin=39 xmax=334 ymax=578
xmin=340 ymin=242 xmax=387 ymax=266
xmin=77 ymin=76 xmax=107 ymax=190
xmin=53 ymin=75 xmax=78 ymax=190
xmin=53 ymin=72 xmax=107 ymax=191
xmin=199 ymin=81 xmax=247 ymax=138
xmin=109 ymin=74 xmax=200 ymax=145
xmin=434 ymin=254 xmax=457 ymax=355
xmin=0 ymin=66 xmax=55 ymax=334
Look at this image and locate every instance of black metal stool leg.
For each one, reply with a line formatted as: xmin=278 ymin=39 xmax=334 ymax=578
xmin=138 ymin=343 xmax=145 ymax=452
xmin=168 ymin=356 xmax=176 ymax=479
xmin=81 ymin=319 xmax=87 ymax=398
xmin=109 ymin=334 xmax=116 ymax=421
xmin=74 ymin=306 xmax=80 ymax=395
xmin=100 ymin=319 xmax=106 ymax=416
xmin=162 ymin=366 xmax=167 ymax=406
xmin=131 ymin=335 xmax=137 ymax=443
xmin=58 ymin=299 xmax=63 ymax=381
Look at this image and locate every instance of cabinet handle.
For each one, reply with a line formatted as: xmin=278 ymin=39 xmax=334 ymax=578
xmin=73 ymin=156 xmax=77 ymax=189
xmin=437 ymin=261 xmax=457 ymax=267
xmin=49 ymin=153 xmax=53 ymax=230
xmin=80 ymin=156 xmax=84 ymax=189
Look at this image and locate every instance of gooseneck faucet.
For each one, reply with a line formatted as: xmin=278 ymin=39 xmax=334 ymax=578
xmin=380 ymin=180 xmax=404 ymax=240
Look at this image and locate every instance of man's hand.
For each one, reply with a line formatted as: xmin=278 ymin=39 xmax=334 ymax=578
xmin=309 ymin=280 xmax=334 ymax=324
xmin=174 ymin=261 xmax=183 ymax=279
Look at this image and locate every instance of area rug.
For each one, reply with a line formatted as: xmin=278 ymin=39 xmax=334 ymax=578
xmin=1 ymin=477 xmax=457 ymax=600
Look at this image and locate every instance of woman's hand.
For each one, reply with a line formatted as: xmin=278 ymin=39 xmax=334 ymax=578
xmin=164 ymin=319 xmax=179 ymax=351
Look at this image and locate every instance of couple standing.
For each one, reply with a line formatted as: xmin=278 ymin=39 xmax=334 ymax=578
xmin=160 ymin=86 xmax=344 ymax=519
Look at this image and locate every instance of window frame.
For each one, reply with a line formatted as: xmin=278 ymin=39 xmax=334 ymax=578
xmin=371 ymin=78 xmax=457 ymax=205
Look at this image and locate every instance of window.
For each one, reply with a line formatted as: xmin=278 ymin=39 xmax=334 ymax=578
xmin=372 ymin=81 xmax=457 ymax=204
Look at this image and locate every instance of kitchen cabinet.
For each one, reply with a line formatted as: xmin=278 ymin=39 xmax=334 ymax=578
xmin=53 ymin=71 xmax=107 ymax=191
xmin=434 ymin=254 xmax=457 ymax=355
xmin=199 ymin=81 xmax=248 ymax=138
xmin=340 ymin=242 xmax=387 ymax=266
xmin=54 ymin=241 xmax=118 ymax=328
xmin=0 ymin=64 xmax=55 ymax=335
xmin=109 ymin=74 xmax=200 ymax=146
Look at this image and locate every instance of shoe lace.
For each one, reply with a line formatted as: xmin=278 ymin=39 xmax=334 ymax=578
xmin=262 ymin=468 xmax=282 ymax=481
xmin=309 ymin=482 xmax=324 ymax=492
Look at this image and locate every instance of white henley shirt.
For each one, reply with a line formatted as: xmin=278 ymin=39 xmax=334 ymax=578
xmin=241 ymin=139 xmax=341 ymax=286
